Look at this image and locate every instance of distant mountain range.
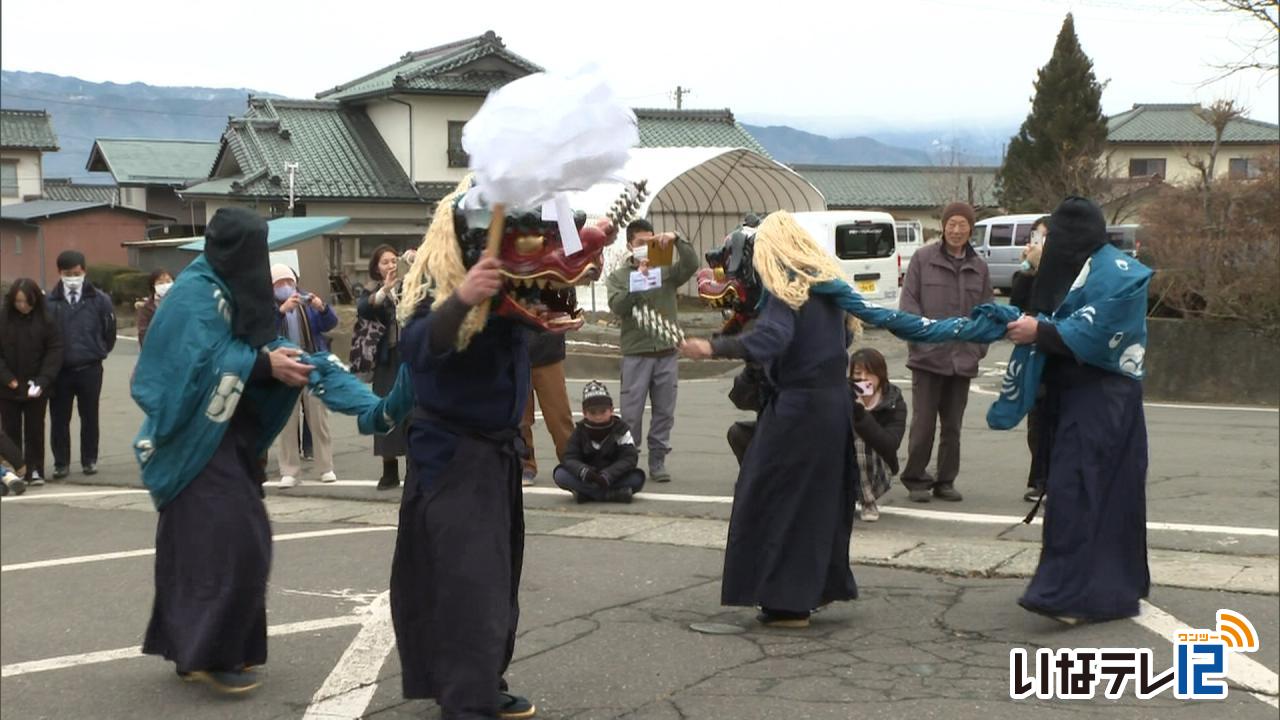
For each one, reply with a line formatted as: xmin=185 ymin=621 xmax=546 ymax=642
xmin=0 ymin=70 xmax=276 ymax=182
xmin=1 ymin=70 xmax=1010 ymax=183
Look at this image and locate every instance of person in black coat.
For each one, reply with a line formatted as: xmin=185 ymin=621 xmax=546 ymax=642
xmin=0 ymin=278 xmax=64 ymax=486
xmin=553 ymin=381 xmax=645 ymax=503
xmin=44 ymin=250 xmax=116 ymax=479
xmin=848 ymin=348 xmax=907 ymax=522
xmin=1008 ymin=216 xmax=1049 ymax=502
xmin=356 ymin=245 xmax=408 ymax=490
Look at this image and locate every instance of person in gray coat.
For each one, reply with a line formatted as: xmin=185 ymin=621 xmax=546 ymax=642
xmin=898 ymin=203 xmax=993 ymax=502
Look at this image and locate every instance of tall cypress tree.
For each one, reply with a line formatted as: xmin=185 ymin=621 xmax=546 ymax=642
xmin=997 ymin=14 xmax=1109 ymax=212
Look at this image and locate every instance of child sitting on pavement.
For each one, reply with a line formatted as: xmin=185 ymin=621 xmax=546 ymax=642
xmin=553 ymin=381 xmax=646 ymax=503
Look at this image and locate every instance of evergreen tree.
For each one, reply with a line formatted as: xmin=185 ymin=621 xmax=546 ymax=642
xmin=997 ymin=14 xmax=1109 ymax=212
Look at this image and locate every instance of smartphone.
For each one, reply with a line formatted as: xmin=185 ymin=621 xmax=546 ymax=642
xmin=647 ymin=237 xmax=674 ymax=267
xmin=396 ymin=255 xmax=412 ymax=282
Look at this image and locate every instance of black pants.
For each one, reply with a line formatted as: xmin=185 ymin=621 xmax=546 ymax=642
xmin=901 ymin=369 xmax=971 ymax=490
xmin=50 ymin=363 xmax=104 ymax=469
xmin=552 ymin=466 xmax=646 ymax=501
xmin=0 ymin=398 xmax=48 ymax=479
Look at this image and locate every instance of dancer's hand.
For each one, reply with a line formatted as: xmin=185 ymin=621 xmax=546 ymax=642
xmin=1006 ymin=315 xmax=1039 ymax=345
xmin=458 ymin=257 xmax=503 ymax=306
xmin=268 ymin=347 xmax=314 ymax=387
xmin=679 ymin=338 xmax=712 ymax=360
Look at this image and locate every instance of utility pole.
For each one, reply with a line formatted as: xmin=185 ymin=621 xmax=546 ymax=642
xmin=673 ymin=86 xmax=691 ymax=110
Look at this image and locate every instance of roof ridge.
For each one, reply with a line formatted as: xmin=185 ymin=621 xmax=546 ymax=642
xmin=1131 ymin=102 xmax=1202 ymax=110
xmin=92 ymin=137 xmax=220 ymax=144
xmin=315 ymin=33 xmax=493 ymax=99
xmin=634 ymin=107 xmax=735 ymax=120
xmin=0 ymin=108 xmax=51 ymax=116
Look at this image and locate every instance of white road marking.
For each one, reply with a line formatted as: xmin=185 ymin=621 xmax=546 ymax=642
xmin=1132 ymin=600 xmax=1279 ymax=706
xmin=2 ymin=489 xmax=149 ymax=503
xmin=303 ymin=592 xmax=396 ymax=720
xmin=1 ymin=526 xmax=395 ymax=573
xmin=0 ymin=614 xmax=364 ymax=678
xmin=9 ymin=486 xmax=1272 ymax=539
xmin=116 ymin=335 xmax=137 ymax=342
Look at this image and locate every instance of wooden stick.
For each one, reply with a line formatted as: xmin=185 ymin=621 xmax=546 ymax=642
xmin=478 ymin=202 xmax=505 ymax=318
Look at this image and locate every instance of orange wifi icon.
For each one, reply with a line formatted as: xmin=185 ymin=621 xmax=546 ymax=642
xmin=1216 ymin=610 xmax=1259 ymax=652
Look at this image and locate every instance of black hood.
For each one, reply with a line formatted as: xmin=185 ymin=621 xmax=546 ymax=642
xmin=1029 ymin=196 xmax=1108 ymax=315
xmin=204 ymin=208 xmax=277 ymax=348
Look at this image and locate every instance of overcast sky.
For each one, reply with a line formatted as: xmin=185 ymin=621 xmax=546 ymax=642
xmin=3 ymin=0 xmax=1277 ymax=131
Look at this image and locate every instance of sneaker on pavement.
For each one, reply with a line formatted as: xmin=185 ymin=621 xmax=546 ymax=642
xmin=649 ymin=468 xmax=671 ymax=483
xmin=52 ymin=466 xmax=69 ymax=480
xmin=521 ymin=469 xmax=537 ymax=487
xmin=498 ymin=690 xmax=537 ymax=719
xmin=932 ymin=484 xmax=963 ymax=502
xmin=606 ymin=487 xmax=634 ymax=504
xmin=82 ymin=463 xmax=98 ymax=476
xmin=907 ymin=489 xmax=931 ymax=503
xmin=859 ymin=503 xmax=879 ymax=522
xmin=2 ymin=472 xmax=26 ymax=496
xmin=26 ymin=470 xmax=44 ymax=487
xmin=319 ymin=471 xmax=337 ymax=483
xmin=186 ymin=668 xmax=262 ymax=693
xmin=279 ymin=476 xmax=299 ymax=488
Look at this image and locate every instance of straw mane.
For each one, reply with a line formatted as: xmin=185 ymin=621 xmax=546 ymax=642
xmin=397 ymin=177 xmax=489 ymax=350
xmin=753 ymin=210 xmax=861 ymax=338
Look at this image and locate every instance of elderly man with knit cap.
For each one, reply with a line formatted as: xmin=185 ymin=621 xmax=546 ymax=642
xmin=270 ymin=263 xmax=339 ymax=487
xmin=898 ymin=202 xmax=993 ymax=502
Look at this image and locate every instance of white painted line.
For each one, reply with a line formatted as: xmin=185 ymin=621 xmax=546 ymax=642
xmin=303 ymin=592 xmax=396 ymax=720
xmin=523 ymin=486 xmax=732 ymax=504
xmin=1 ymin=526 xmax=394 ymax=573
xmin=0 ymin=614 xmax=364 ymax=678
xmin=116 ymin=335 xmax=137 ymax=342
xmin=2 ymin=489 xmax=149 ymax=503
xmin=968 ymin=384 xmax=1277 ymax=413
xmin=1132 ymin=600 xmax=1279 ymax=703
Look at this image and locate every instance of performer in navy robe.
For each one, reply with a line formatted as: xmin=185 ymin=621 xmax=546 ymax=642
xmin=1005 ymin=196 xmax=1151 ymax=623
xmin=681 ymin=211 xmax=858 ymax=628
xmin=134 ymin=208 xmax=411 ymax=693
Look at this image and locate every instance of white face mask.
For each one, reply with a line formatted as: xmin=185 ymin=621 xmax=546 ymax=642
xmin=62 ymin=276 xmax=85 ymax=292
xmin=154 ymin=282 xmax=173 ymax=299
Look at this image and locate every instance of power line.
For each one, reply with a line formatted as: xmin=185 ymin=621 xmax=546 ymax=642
xmin=0 ymin=91 xmax=237 ymax=119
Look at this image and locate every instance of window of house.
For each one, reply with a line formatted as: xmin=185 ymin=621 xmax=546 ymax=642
xmin=447 ymin=121 xmax=469 ymax=168
xmin=1228 ymin=157 xmax=1260 ymax=180
xmin=988 ymin=224 xmax=1015 ymax=247
xmin=0 ymin=162 xmax=17 ymax=197
xmin=1128 ymin=158 xmax=1167 ymax=178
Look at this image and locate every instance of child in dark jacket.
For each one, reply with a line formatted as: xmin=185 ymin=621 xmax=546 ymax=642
xmin=554 ymin=381 xmax=646 ymax=503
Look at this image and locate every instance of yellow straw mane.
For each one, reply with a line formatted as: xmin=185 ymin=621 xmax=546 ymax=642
xmin=397 ymin=177 xmax=489 ymax=350
xmin=753 ymin=210 xmax=862 ymax=338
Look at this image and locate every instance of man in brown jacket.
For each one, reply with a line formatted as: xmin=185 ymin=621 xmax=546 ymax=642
xmin=898 ymin=202 xmax=993 ymax=502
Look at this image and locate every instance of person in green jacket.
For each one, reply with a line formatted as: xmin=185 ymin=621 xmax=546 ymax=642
xmin=604 ymin=219 xmax=697 ymax=483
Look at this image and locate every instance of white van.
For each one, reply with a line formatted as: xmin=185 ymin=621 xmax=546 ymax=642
xmin=969 ymin=213 xmax=1049 ymax=292
xmin=894 ymin=220 xmax=925 ymax=283
xmin=792 ymin=210 xmax=900 ymax=308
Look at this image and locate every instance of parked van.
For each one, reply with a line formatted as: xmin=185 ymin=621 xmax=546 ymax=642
xmin=895 ymin=220 xmax=925 ymax=283
xmin=969 ymin=213 xmax=1049 ymax=292
xmin=1106 ymin=224 xmax=1141 ymax=258
xmin=792 ymin=210 xmax=900 ymax=307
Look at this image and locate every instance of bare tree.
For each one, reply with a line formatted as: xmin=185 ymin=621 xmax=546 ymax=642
xmin=1197 ymin=0 xmax=1279 ymax=82
xmin=1182 ymin=99 xmax=1247 ymax=222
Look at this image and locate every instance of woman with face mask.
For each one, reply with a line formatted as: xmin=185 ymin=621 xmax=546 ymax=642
xmin=848 ymin=348 xmax=907 ymax=522
xmin=135 ymin=269 xmax=174 ymax=348
xmin=0 ymin=278 xmax=64 ymax=488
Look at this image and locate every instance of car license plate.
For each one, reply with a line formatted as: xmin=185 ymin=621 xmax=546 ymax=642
xmin=856 ymin=280 xmax=877 ymax=294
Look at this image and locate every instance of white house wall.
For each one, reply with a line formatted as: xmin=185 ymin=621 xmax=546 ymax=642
xmin=364 ymin=95 xmax=485 ymax=184
xmin=1 ymin=149 xmax=42 ymax=205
